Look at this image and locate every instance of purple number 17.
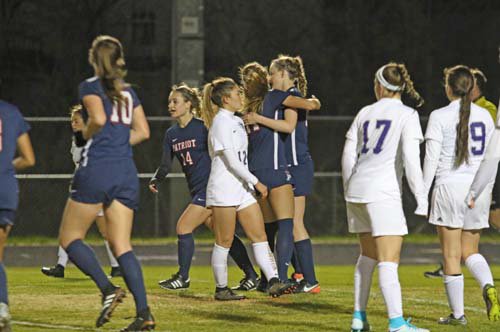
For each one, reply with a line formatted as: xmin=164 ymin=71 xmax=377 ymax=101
xmin=361 ymin=120 xmax=392 ymax=154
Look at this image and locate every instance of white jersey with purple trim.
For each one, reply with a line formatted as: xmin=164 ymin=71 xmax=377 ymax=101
xmin=343 ymin=98 xmax=425 ymax=205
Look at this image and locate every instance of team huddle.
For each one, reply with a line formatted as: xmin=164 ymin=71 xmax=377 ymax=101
xmin=1 ymin=34 xmax=500 ymax=332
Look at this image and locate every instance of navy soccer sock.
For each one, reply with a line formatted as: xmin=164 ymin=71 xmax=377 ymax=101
xmin=291 ymin=247 xmax=303 ymax=275
xmin=117 ymin=251 xmax=148 ymax=315
xmin=0 ymin=263 xmax=7 ymax=304
xmin=229 ymin=234 xmax=258 ymax=279
xmin=276 ymin=218 xmax=294 ymax=281
xmin=66 ymin=239 xmax=113 ymax=294
xmin=260 ymin=222 xmax=279 ymax=283
xmin=295 ymin=239 xmax=318 ymax=284
xmin=178 ymin=233 xmax=194 ymax=280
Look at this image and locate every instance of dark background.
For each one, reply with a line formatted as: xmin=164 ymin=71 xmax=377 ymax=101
xmin=2 ymin=0 xmax=500 ymax=236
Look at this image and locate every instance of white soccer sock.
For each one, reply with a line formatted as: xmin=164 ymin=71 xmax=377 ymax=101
xmin=465 ymin=253 xmax=494 ymax=289
xmin=57 ymin=245 xmax=68 ymax=267
xmin=354 ymin=255 xmax=377 ymax=312
xmin=444 ymin=274 xmax=464 ymax=319
xmin=212 ymin=243 xmax=229 ymax=288
xmin=104 ymin=240 xmax=119 ymax=268
xmin=252 ymin=241 xmax=278 ymax=280
xmin=378 ymin=262 xmax=403 ymax=319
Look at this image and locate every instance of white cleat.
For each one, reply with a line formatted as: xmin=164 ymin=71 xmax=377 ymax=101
xmin=351 ymin=317 xmax=371 ymax=331
xmin=0 ymin=303 xmax=11 ymax=330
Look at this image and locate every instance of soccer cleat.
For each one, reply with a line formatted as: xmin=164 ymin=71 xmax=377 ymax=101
xmin=483 ymin=284 xmax=500 ymax=321
xmin=96 ymin=286 xmax=126 ymax=327
xmin=41 ymin=264 xmax=65 ymax=278
xmin=438 ymin=314 xmax=467 ymax=325
xmin=291 ymin=272 xmax=304 ymax=283
xmin=109 ymin=266 xmax=122 ymax=278
xmin=120 ymin=308 xmax=155 ymax=331
xmin=231 ymin=276 xmax=259 ymax=291
xmin=293 ymin=279 xmax=321 ymax=294
xmin=256 ymin=278 xmax=268 ymax=293
xmin=389 ymin=318 xmax=429 ymax=332
xmin=351 ymin=317 xmax=371 ymax=332
xmin=423 ymin=263 xmax=443 ymax=279
xmin=0 ymin=303 xmax=11 ymax=329
xmin=268 ymin=278 xmax=296 ymax=297
xmin=214 ymin=287 xmax=246 ymax=301
xmin=158 ymin=272 xmax=190 ymax=290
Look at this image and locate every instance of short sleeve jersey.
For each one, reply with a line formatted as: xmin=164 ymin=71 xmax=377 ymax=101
xmin=0 ymin=100 xmax=31 ymax=210
xmin=163 ymin=118 xmax=211 ymax=195
xmin=284 ymin=87 xmax=311 ymax=166
xmin=247 ymin=89 xmax=290 ymax=171
xmin=345 ymin=98 xmax=423 ymax=203
xmin=425 ymin=100 xmax=494 ymax=186
xmin=78 ymin=77 xmax=141 ymax=165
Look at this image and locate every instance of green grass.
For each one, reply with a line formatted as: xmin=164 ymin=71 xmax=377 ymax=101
xmin=7 ymin=265 xmax=500 ymax=331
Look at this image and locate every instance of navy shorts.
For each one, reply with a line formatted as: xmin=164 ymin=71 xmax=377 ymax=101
xmin=252 ymin=168 xmax=294 ymax=190
xmin=191 ymin=190 xmax=207 ymax=207
xmin=0 ymin=209 xmax=15 ymax=227
xmin=289 ymin=158 xmax=314 ymax=197
xmin=70 ymin=159 xmax=139 ymax=210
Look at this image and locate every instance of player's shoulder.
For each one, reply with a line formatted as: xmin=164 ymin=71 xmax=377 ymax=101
xmin=0 ymin=100 xmax=23 ymax=119
xmin=78 ymin=76 xmax=103 ymax=96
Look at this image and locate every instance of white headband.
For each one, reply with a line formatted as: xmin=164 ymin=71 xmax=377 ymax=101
xmin=376 ymin=65 xmax=404 ymax=92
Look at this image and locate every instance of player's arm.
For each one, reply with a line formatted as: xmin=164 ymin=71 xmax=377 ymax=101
xmin=149 ymin=135 xmax=173 ymax=193
xmin=282 ymin=95 xmax=321 ymax=111
xmin=82 ymin=95 xmax=106 ymax=140
xmin=130 ymin=105 xmax=150 ymax=146
xmin=243 ymin=108 xmax=298 ymax=133
xmin=13 ymin=133 xmax=35 ymax=170
xmin=341 ymin=137 xmax=357 ymax=192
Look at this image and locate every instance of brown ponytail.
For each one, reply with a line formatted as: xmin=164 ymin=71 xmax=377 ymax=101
xmin=239 ymin=62 xmax=268 ymax=114
xmin=380 ymin=62 xmax=424 ymax=107
xmin=171 ymin=83 xmax=201 ymax=116
xmin=444 ymin=65 xmax=474 ymax=168
xmin=200 ymin=77 xmax=237 ymax=127
xmin=88 ymin=35 xmax=128 ymax=103
xmin=271 ymin=54 xmax=308 ymax=96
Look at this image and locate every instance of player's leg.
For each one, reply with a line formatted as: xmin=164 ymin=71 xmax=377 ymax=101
xmin=0 ymin=219 xmax=11 ymax=329
xmin=96 ymin=213 xmax=121 ymax=278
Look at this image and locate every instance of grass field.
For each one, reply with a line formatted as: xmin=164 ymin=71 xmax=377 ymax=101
xmin=6 ymin=265 xmax=500 ymax=331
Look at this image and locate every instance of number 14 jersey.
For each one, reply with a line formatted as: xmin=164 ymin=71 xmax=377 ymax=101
xmin=345 ymin=98 xmax=424 ymax=203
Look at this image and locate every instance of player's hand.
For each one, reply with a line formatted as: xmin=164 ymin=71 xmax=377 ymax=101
xmin=254 ymin=181 xmax=268 ymax=199
xmin=149 ymin=179 xmax=159 ymax=193
xmin=243 ymin=112 xmax=259 ymax=125
xmin=309 ymin=95 xmax=321 ymax=110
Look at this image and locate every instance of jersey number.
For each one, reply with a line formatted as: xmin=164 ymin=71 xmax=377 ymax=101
xmin=470 ymin=122 xmax=486 ymax=156
xmin=180 ymin=151 xmax=193 ymax=166
xmin=238 ymin=151 xmax=248 ymax=165
xmin=361 ymin=120 xmax=392 ymax=154
xmin=0 ymin=118 xmax=2 ymax=152
xmin=110 ymin=91 xmax=133 ymax=125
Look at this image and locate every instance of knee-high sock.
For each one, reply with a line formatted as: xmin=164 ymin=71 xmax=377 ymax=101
xmin=117 ymin=251 xmax=148 ymax=315
xmin=276 ymin=219 xmax=294 ymax=281
xmin=378 ymin=262 xmax=403 ymax=320
xmin=0 ymin=263 xmax=7 ymax=304
xmin=291 ymin=249 xmax=303 ymax=274
xmin=57 ymin=245 xmax=68 ymax=267
xmin=444 ymin=274 xmax=464 ymax=319
xmin=178 ymin=233 xmax=195 ymax=279
xmin=66 ymin=239 xmax=113 ymax=294
xmin=260 ymin=223 xmax=279 ymax=282
xmin=465 ymin=253 xmax=494 ymax=288
xmin=104 ymin=240 xmax=119 ymax=268
xmin=212 ymin=244 xmax=229 ymax=288
xmin=252 ymin=242 xmax=278 ymax=281
xmin=295 ymin=239 xmax=317 ymax=284
xmin=354 ymin=255 xmax=377 ymax=314
xmin=229 ymin=234 xmax=257 ymax=279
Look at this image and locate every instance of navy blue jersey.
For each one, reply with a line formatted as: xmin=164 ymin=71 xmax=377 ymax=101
xmin=78 ymin=77 xmax=141 ymax=165
xmin=155 ymin=118 xmax=211 ymax=196
xmin=285 ymin=87 xmax=311 ymax=165
xmin=247 ymin=89 xmax=290 ymax=171
xmin=0 ymin=100 xmax=30 ymax=210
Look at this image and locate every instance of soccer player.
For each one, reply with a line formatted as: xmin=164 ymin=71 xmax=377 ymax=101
xmin=240 ymin=57 xmax=321 ymax=293
xmin=42 ymin=105 xmax=121 ymax=279
xmin=149 ymin=83 xmax=259 ymax=291
xmin=426 ymin=65 xmax=499 ymax=325
xmin=0 ymin=99 xmax=35 ymax=330
xmin=342 ymin=63 xmax=428 ymax=332
xmin=58 ymin=35 xmax=154 ymax=331
xmin=201 ymin=77 xmax=288 ymax=300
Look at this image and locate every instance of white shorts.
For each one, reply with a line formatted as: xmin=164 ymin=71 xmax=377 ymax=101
xmin=346 ymin=199 xmax=408 ymax=236
xmin=206 ymin=186 xmax=257 ymax=212
xmin=429 ymin=182 xmax=492 ymax=230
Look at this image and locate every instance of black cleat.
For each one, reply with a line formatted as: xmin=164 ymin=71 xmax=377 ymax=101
xmin=256 ymin=278 xmax=268 ymax=293
xmin=121 ymin=308 xmax=155 ymax=331
xmin=214 ymin=287 xmax=246 ymax=301
xmin=231 ymin=276 xmax=259 ymax=291
xmin=41 ymin=264 xmax=65 ymax=278
xmin=423 ymin=263 xmax=443 ymax=279
xmin=109 ymin=266 xmax=122 ymax=278
xmin=268 ymin=278 xmax=296 ymax=297
xmin=438 ymin=313 xmax=467 ymax=325
xmin=158 ymin=272 xmax=190 ymax=290
xmin=96 ymin=286 xmax=126 ymax=327
xmin=292 ymin=279 xmax=321 ymax=294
